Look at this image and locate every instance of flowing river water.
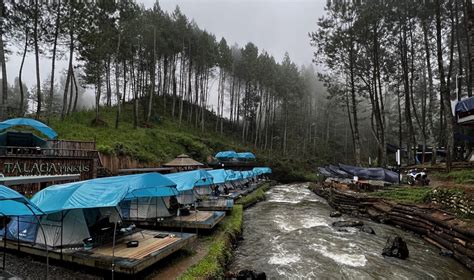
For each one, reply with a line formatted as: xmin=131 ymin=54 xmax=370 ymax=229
xmin=229 ymin=183 xmax=474 ymax=280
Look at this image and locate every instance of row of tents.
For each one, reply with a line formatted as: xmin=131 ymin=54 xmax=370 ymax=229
xmin=0 ymin=167 xmax=272 ymax=249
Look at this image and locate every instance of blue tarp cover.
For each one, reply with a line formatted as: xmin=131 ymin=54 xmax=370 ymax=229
xmin=0 ymin=118 xmax=58 ymax=139
xmin=236 ymin=152 xmax=256 ymax=159
xmin=31 ymin=173 xmax=178 ymax=213
xmin=165 ymin=170 xmax=214 ymax=192
xmin=455 ymin=97 xmax=474 ymax=114
xmin=0 ymin=185 xmax=43 ymax=216
xmin=241 ymin=171 xmax=255 ymax=179
xmin=253 ymin=167 xmax=272 ymax=174
xmin=215 ymin=151 xmax=238 ymax=159
xmin=208 ymin=169 xmax=228 ymax=184
xmin=225 ymin=170 xmax=240 ymax=181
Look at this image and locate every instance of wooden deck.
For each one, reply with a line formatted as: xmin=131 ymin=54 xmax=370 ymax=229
xmin=197 ymin=198 xmax=234 ymax=211
xmin=4 ymin=230 xmax=196 ymax=275
xmin=155 ymin=210 xmax=226 ymax=229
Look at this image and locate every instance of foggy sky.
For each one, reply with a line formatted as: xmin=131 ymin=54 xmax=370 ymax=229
xmin=4 ymin=0 xmax=327 ymax=110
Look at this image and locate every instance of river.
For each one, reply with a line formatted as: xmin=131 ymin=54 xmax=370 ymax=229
xmin=229 ymin=183 xmax=473 ymax=280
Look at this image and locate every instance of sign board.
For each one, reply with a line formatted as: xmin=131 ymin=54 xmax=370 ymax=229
xmin=0 ymin=157 xmax=96 ymax=180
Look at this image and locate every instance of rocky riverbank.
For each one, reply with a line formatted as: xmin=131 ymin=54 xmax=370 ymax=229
xmin=309 ymin=182 xmax=474 ymax=272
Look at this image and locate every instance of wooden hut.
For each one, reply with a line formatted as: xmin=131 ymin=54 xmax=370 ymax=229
xmin=163 ymin=154 xmax=204 ymax=171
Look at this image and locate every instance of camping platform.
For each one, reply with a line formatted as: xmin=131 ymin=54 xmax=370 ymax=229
xmin=3 ymin=229 xmax=196 ymax=275
xmin=197 ymin=198 xmax=234 ymax=211
xmin=155 ymin=210 xmax=226 ymax=230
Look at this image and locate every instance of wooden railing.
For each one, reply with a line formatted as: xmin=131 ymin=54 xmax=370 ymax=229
xmin=0 ymin=146 xmax=98 ymax=158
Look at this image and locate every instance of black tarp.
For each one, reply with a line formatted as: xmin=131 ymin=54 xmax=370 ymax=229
xmin=317 ymin=167 xmax=334 ymax=178
xmin=327 ymin=165 xmax=352 ymax=178
xmin=455 ymin=97 xmax=474 ymax=114
xmin=338 ymin=164 xmax=399 ymax=183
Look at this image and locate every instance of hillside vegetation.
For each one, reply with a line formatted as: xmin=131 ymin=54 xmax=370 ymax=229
xmin=49 ymin=103 xmax=317 ymax=182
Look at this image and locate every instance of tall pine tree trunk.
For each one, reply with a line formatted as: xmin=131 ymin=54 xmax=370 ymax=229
xmin=48 ymin=2 xmax=60 ymax=123
xmin=34 ymin=0 xmax=42 ymax=119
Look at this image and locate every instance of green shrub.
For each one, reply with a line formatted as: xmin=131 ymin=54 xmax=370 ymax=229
xmin=371 ymin=187 xmax=432 ymax=204
xmin=179 ymin=205 xmax=243 ymax=280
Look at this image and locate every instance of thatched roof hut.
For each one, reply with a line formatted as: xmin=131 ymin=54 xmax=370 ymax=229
xmin=163 ymin=154 xmax=204 ymax=171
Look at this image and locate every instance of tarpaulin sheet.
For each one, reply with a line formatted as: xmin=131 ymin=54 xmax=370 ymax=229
xmin=215 ymin=151 xmax=238 ymax=159
xmin=455 ymin=96 xmax=474 ymax=113
xmin=0 ymin=185 xmax=43 ymax=216
xmin=338 ymin=164 xmax=398 ymax=183
xmin=165 ymin=170 xmax=214 ymax=192
xmin=0 ymin=118 xmax=58 ymax=139
xmin=32 ymin=173 xmax=178 ymax=213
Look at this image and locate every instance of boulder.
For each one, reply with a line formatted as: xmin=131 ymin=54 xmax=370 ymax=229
xmin=235 ymin=269 xmax=266 ymax=280
xmin=332 ymin=220 xmax=364 ymax=227
xmin=439 ymin=249 xmax=454 ymax=257
xmin=382 ymin=236 xmax=409 ymax=260
xmin=360 ymin=225 xmax=376 ymax=235
xmin=330 ymin=211 xmax=342 ymax=218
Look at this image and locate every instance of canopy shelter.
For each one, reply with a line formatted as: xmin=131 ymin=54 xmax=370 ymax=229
xmin=215 ymin=151 xmax=238 ymax=160
xmin=252 ymin=167 xmax=272 ymax=175
xmin=0 ymin=185 xmax=48 ymax=276
xmin=165 ymin=170 xmax=214 ymax=204
xmin=7 ymin=173 xmax=178 ymax=249
xmin=455 ymin=96 xmax=474 ymax=125
xmin=225 ymin=170 xmax=243 ymax=181
xmin=207 ymin=169 xmax=228 ymax=185
xmin=163 ymin=154 xmax=204 ymax=171
xmin=0 ymin=118 xmax=58 ymax=140
xmin=236 ymin=152 xmax=256 ymax=160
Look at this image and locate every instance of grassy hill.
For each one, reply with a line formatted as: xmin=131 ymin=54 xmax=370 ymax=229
xmin=49 ymin=104 xmax=316 ymax=182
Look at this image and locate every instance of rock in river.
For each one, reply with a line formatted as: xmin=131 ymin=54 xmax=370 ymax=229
xmin=439 ymin=249 xmax=454 ymax=257
xmin=330 ymin=211 xmax=342 ymax=218
xmin=229 ymin=269 xmax=267 ymax=280
xmin=332 ymin=220 xmax=364 ymax=227
xmin=360 ymin=225 xmax=376 ymax=235
xmin=382 ymin=235 xmax=409 ymax=260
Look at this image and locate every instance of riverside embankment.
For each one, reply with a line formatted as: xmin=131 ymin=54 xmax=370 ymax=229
xmin=230 ymin=183 xmax=472 ymax=279
xmin=310 ymin=182 xmax=474 ymax=273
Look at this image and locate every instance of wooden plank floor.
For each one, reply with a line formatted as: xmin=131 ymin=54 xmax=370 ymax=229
xmin=91 ymin=230 xmax=180 ymax=260
xmin=156 ymin=211 xmax=226 ymax=229
xmin=173 ymin=211 xmax=213 ymax=222
xmin=3 ymin=230 xmax=197 ymax=274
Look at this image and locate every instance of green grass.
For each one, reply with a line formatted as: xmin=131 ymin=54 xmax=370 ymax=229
xmin=235 ymin=183 xmax=272 ymax=208
xmin=45 ymin=103 xmax=318 ymax=182
xmin=49 ymin=105 xmax=246 ymax=164
xmin=178 ymin=205 xmax=243 ymax=280
xmin=433 ymin=169 xmax=474 ymax=185
xmin=371 ymin=187 xmax=432 ymax=204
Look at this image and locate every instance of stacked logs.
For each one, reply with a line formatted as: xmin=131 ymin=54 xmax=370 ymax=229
xmin=309 ymin=183 xmax=474 ymax=272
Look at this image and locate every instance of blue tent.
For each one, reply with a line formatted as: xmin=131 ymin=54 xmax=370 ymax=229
xmin=215 ymin=150 xmax=238 ymax=159
xmin=0 ymin=118 xmax=58 ymax=139
xmin=241 ymin=170 xmax=255 ymax=179
xmin=208 ymin=169 xmax=228 ymax=185
xmin=225 ymin=170 xmax=242 ymax=181
xmin=31 ymin=173 xmax=178 ymax=213
xmin=253 ymin=167 xmax=272 ymax=175
xmin=0 ymin=185 xmax=43 ymax=216
xmin=236 ymin=152 xmax=256 ymax=159
xmin=164 ymin=170 xmax=214 ymax=192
